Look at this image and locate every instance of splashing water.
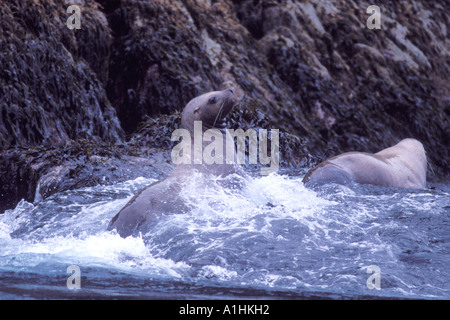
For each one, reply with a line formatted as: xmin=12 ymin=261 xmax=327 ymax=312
xmin=0 ymin=172 xmax=449 ymax=299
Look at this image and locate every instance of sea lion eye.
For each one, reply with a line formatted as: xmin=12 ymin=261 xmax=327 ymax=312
xmin=208 ymin=97 xmax=217 ymax=104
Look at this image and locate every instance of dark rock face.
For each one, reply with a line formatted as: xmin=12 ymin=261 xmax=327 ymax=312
xmin=1 ymin=0 xmax=449 ymax=211
xmin=0 ymin=0 xmax=123 ymax=149
xmin=0 ymin=140 xmax=172 ymax=213
xmin=0 ymin=0 xmax=125 ymax=211
xmin=103 ymin=0 xmax=449 ymax=173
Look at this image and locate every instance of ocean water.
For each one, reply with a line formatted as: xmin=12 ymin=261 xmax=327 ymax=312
xmin=0 ymin=171 xmax=449 ymax=300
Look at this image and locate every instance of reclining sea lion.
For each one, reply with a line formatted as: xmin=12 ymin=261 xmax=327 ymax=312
xmin=303 ymin=139 xmax=427 ymax=189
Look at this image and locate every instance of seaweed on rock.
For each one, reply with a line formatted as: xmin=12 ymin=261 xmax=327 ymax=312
xmin=0 ymin=0 xmax=449 ymax=211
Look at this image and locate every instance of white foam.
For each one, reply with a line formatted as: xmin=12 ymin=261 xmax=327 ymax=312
xmin=1 ymin=173 xmax=446 ymax=298
xmin=0 ymin=199 xmax=35 ymax=235
xmin=199 ymin=265 xmax=238 ymax=281
xmin=244 ymin=173 xmax=336 ymax=217
xmin=0 ymin=231 xmax=189 ymax=277
xmin=0 ymin=222 xmax=11 ymax=240
xmin=0 ymin=177 xmax=189 ymax=278
xmin=175 ymin=172 xmax=335 ymax=231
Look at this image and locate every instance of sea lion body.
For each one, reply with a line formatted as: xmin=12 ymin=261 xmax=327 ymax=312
xmin=303 ymin=139 xmax=427 ymax=189
xmin=108 ymin=89 xmax=239 ymax=237
xmin=108 ymin=176 xmax=185 ymax=237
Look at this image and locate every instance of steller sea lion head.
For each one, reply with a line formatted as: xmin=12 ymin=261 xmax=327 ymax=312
xmin=181 ymin=88 xmax=235 ymax=132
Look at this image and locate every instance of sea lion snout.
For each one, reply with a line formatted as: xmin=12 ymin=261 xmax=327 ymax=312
xmin=219 ymin=87 xmax=234 ymax=102
xmin=181 ymin=89 xmax=236 ymax=131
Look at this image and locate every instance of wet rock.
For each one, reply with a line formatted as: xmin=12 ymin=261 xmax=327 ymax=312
xmin=0 ymin=0 xmax=123 ymax=149
xmin=0 ymin=140 xmax=172 ymax=213
xmin=1 ymin=0 xmax=449 ymax=212
xmin=104 ymin=0 xmax=448 ymax=178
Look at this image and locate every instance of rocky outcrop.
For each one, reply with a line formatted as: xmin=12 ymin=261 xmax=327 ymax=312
xmin=0 ymin=0 xmax=123 ymax=149
xmin=103 ymin=0 xmax=449 ymax=173
xmin=0 ymin=0 xmax=125 ymax=211
xmin=1 ymin=0 xmax=449 ymax=211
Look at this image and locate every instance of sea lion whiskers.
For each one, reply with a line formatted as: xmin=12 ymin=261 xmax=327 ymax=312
xmin=212 ymin=100 xmax=226 ymax=128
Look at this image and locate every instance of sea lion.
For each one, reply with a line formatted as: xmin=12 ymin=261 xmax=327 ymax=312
xmin=108 ymin=89 xmax=239 ymax=237
xmin=303 ymin=138 xmax=427 ymax=189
